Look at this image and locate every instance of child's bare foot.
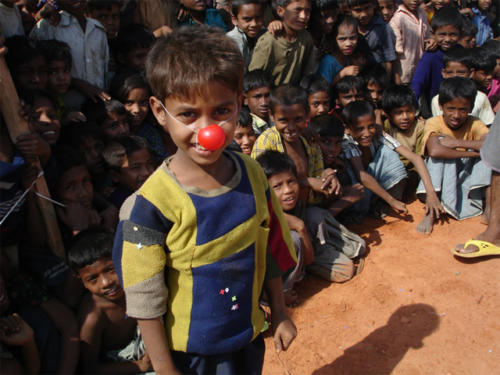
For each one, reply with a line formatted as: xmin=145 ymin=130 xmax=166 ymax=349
xmin=284 ymin=289 xmax=298 ymax=307
xmin=416 ymin=212 xmax=434 ymax=234
xmin=481 ymin=207 xmax=490 ymax=225
xmin=454 ymin=232 xmax=500 ymax=254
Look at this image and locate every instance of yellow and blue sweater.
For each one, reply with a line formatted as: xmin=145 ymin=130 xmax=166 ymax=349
xmin=113 ymin=151 xmax=296 ymax=355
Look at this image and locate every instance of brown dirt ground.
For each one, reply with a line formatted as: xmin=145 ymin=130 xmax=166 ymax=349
xmin=262 ymin=200 xmax=500 ymax=375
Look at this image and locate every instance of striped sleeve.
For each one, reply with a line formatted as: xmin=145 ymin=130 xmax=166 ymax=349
xmin=251 ymin=127 xmax=284 ymax=159
xmin=113 ymin=193 xmax=172 ymax=319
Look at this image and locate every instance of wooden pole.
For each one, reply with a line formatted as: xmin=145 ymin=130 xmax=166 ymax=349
xmin=0 ymin=55 xmax=65 ymax=260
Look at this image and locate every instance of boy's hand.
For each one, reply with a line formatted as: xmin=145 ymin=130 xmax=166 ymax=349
xmin=63 ymin=111 xmax=87 ymax=124
xmin=340 ymin=65 xmax=359 ymax=77
xmin=424 ymin=38 xmax=437 ymax=51
xmin=272 ymin=311 xmax=297 ymax=352
xmin=0 ymin=314 xmax=35 ymax=347
xmin=15 ymin=133 xmax=51 ymax=163
xmin=389 ymin=199 xmax=408 ymax=214
xmin=136 ymin=353 xmax=153 ymax=372
xmin=321 ymin=169 xmax=342 ymax=197
xmin=21 ymin=163 xmax=40 ymax=190
xmin=57 ymin=202 xmax=102 ymax=234
xmin=425 ymin=193 xmax=445 ymax=220
xmin=73 ymin=79 xmax=111 ymax=103
xmin=438 ymin=135 xmax=458 ymax=149
xmin=268 ymin=20 xmax=284 ymax=37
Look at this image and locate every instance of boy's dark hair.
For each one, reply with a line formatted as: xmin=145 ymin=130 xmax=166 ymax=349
xmin=481 ymin=39 xmax=500 ymax=59
xmin=443 ymin=46 xmax=473 ymax=70
xmin=111 ymin=72 xmax=150 ymax=103
xmin=471 ymin=47 xmax=496 ymax=73
xmin=299 ymin=74 xmax=329 ymax=94
xmin=270 ymin=85 xmax=308 ymax=113
xmin=67 ymin=227 xmax=114 ymax=272
xmin=19 ymin=89 xmax=54 ymax=107
xmin=59 ymin=122 xmax=105 ymax=148
xmin=381 ymin=85 xmax=417 ymax=114
xmin=431 ymin=6 xmax=462 ymax=33
xmin=237 ymin=107 xmax=253 ymax=128
xmin=243 ymin=69 xmax=271 ymax=93
xmin=115 ymin=23 xmax=155 ymax=58
xmin=459 ymin=16 xmax=477 ymax=38
xmin=53 ymin=145 xmax=87 ymax=177
xmin=87 ymin=0 xmax=121 ymax=11
xmin=438 ymin=77 xmax=476 ymax=106
xmin=342 ymin=100 xmax=374 ymax=127
xmin=361 ymin=63 xmax=390 ymax=88
xmin=147 ymin=26 xmax=244 ymax=101
xmin=309 ymin=114 xmax=344 ymax=138
xmin=37 ymin=39 xmax=72 ymax=67
xmin=345 ymin=0 xmax=374 ymax=8
xmin=272 ymin=0 xmax=300 ymax=10
xmin=102 ymin=135 xmax=150 ymax=170
xmin=82 ymin=99 xmax=127 ymax=125
xmin=312 ymin=0 xmax=338 ymax=11
xmin=231 ymin=0 xmax=262 ymax=16
xmin=256 ymin=150 xmax=297 ymax=179
xmin=4 ymin=36 xmax=43 ymax=71
xmin=334 ymin=75 xmax=366 ymax=97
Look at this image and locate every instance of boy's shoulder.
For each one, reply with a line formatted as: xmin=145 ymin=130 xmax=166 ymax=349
xmin=78 ymin=292 xmax=108 ymax=329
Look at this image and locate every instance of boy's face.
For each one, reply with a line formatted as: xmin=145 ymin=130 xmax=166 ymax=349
xmin=180 ymin=0 xmax=206 ymax=11
xmin=367 ymin=82 xmax=383 ymax=108
xmin=308 ymin=91 xmax=330 ymax=118
xmin=349 ymin=2 xmax=375 ymax=28
xmin=430 ymin=0 xmax=451 ymax=11
xmin=348 ymin=113 xmax=376 ymax=147
xmin=434 ymin=25 xmax=460 ymax=51
xmin=125 ymin=47 xmax=151 ymax=71
xmin=57 ymin=165 xmax=94 ymax=208
xmin=58 ymin=0 xmax=86 ymax=17
xmin=269 ymin=170 xmax=299 ymax=212
xmin=102 ymin=112 xmax=130 ymax=140
xmin=124 ymin=87 xmax=149 ymax=129
xmin=441 ymin=61 xmax=470 ymax=79
xmin=30 ymin=97 xmax=60 ymax=145
xmin=336 ymin=23 xmax=358 ymax=56
xmin=440 ymin=97 xmax=471 ymax=130
xmin=458 ymin=35 xmax=476 ymax=49
xmin=77 ymin=257 xmax=124 ymax=302
xmin=150 ymin=81 xmax=241 ymax=167
xmin=378 ymin=0 xmax=396 ymax=22
xmin=337 ymin=89 xmax=365 ymax=108
xmin=276 ymin=0 xmax=311 ymax=32
xmin=472 ymin=69 xmax=494 ymax=91
xmin=317 ymin=8 xmax=337 ymax=35
xmin=271 ymin=103 xmax=307 ymax=143
xmin=477 ymin=0 xmax=491 ymax=12
xmin=88 ymin=4 xmax=121 ymax=39
xmin=388 ymin=104 xmax=416 ymax=131
xmin=244 ymin=86 xmax=270 ymax=120
xmin=15 ymin=55 xmax=47 ymax=92
xmin=80 ymin=136 xmax=106 ymax=175
xmin=114 ymin=148 xmax=156 ymax=191
xmin=319 ymin=136 xmax=343 ymax=167
xmin=47 ymin=59 xmax=71 ymax=95
xmin=233 ymin=3 xmax=263 ymax=39
xmin=234 ymin=125 xmax=257 ymax=155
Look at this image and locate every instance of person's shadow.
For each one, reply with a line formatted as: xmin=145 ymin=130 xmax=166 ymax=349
xmin=312 ymin=304 xmax=440 ymax=375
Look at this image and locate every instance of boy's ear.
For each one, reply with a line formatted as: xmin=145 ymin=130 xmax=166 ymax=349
xmin=469 ymin=68 xmax=475 ymax=78
xmin=231 ymin=14 xmax=239 ymax=26
xmin=243 ymin=93 xmax=248 ymax=106
xmin=276 ymin=5 xmax=285 ymax=19
xmin=149 ymin=96 xmax=168 ymax=126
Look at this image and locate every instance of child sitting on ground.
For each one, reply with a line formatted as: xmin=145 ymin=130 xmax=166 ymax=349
xmin=113 ymin=26 xmax=297 ymax=374
xmin=248 ymin=0 xmax=316 ymax=86
xmin=251 ymin=85 xmax=340 ymax=204
xmin=102 ymin=136 xmax=156 ymax=209
xmin=68 ymin=228 xmax=152 ymax=374
xmin=417 ymin=77 xmax=491 ymax=221
xmin=257 ymin=150 xmax=364 ymax=284
xmin=243 ymin=69 xmax=272 ymax=135
xmin=300 ymin=74 xmax=331 ymax=118
xmin=381 ymin=86 xmax=445 ymax=233
xmin=231 ymin=107 xmax=257 ymax=155
xmin=430 ymin=47 xmax=495 ymax=125
xmin=227 ymin=0 xmax=265 ymax=71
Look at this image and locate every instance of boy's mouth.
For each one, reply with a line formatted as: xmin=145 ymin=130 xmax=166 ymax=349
xmin=104 ymin=285 xmax=122 ymax=297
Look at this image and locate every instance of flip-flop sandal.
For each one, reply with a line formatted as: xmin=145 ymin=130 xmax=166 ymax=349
xmin=451 ymin=240 xmax=500 ymax=258
xmin=353 ymin=257 xmax=365 ymax=276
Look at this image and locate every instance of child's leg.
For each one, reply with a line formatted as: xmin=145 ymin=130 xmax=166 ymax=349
xmin=282 ymin=231 xmax=305 ymax=305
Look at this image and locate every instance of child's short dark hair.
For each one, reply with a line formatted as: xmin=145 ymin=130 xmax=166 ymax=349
xmin=19 ymin=89 xmax=53 ymax=107
xmin=256 ymin=150 xmax=297 ymax=179
xmin=438 ymin=77 xmax=476 ymax=106
xmin=243 ymin=69 xmax=272 ymax=93
xmin=59 ymin=122 xmax=104 ymax=148
xmin=471 ymin=46 xmax=496 ymax=73
xmin=232 ymin=0 xmax=262 ymax=16
xmin=111 ymin=72 xmax=150 ymax=103
xmin=53 ymin=145 xmax=87 ymax=177
xmin=37 ymin=39 xmax=72 ymax=67
xmin=87 ymin=0 xmax=121 ymax=11
xmin=82 ymin=99 xmax=127 ymax=125
xmin=237 ymin=107 xmax=253 ymax=128
xmin=309 ymin=114 xmax=345 ymax=138
xmin=102 ymin=135 xmax=150 ymax=170
xmin=381 ymin=85 xmax=417 ymax=114
xmin=270 ymin=85 xmax=308 ymax=113
xmin=67 ymin=227 xmax=114 ymax=272
xmin=431 ymin=6 xmax=462 ymax=33
xmin=115 ymin=23 xmax=155 ymax=58
xmin=342 ymin=100 xmax=374 ymax=127
xmin=334 ymin=75 xmax=366 ymax=97
xmin=481 ymin=39 xmax=500 ymax=59
xmin=146 ymin=26 xmax=244 ymax=101
xmin=345 ymin=0 xmax=374 ymax=8
xmin=443 ymin=46 xmax=473 ymax=70
xmin=312 ymin=0 xmax=338 ymax=11
xmin=272 ymin=0 xmax=305 ymax=10
xmin=459 ymin=16 xmax=477 ymax=38
xmin=299 ymin=74 xmax=329 ymax=94
xmin=4 ymin=36 xmax=43 ymax=71
xmin=361 ymin=63 xmax=390 ymax=88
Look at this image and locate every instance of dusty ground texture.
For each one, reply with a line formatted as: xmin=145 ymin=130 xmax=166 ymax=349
xmin=262 ymin=200 xmax=500 ymax=375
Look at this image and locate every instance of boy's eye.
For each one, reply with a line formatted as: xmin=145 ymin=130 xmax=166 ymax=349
xmin=215 ymin=107 xmax=231 ymax=116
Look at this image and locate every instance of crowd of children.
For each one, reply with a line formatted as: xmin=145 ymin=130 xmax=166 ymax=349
xmin=0 ymin=0 xmax=499 ymax=373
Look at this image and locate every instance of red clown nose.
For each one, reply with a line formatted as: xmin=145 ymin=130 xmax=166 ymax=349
xmin=197 ymin=124 xmax=226 ymax=151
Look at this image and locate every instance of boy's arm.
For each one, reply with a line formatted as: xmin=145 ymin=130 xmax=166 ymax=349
xmin=395 ymin=145 xmax=444 ymax=218
xmin=248 ymin=33 xmax=272 ymax=74
xmin=437 ymin=135 xmax=486 ymax=152
xmin=410 ymin=54 xmax=431 ymax=101
xmin=283 ymin=213 xmax=314 ymax=265
xmin=349 ymin=156 xmax=407 ymax=213
xmin=425 ymin=135 xmax=481 ymax=159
